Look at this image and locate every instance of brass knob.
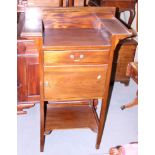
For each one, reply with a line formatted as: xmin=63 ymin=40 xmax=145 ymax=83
xmin=97 ymin=75 xmax=101 ymax=80
xmin=80 ymin=54 xmax=84 ymax=59
xmin=44 ymin=81 xmax=49 ymax=87
xmin=70 ymin=54 xmax=75 ymax=59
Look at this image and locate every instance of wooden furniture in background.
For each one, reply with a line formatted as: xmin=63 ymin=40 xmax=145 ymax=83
xmin=20 ymin=7 xmax=131 ymax=151
xmin=88 ymin=0 xmax=138 ymax=85
xmin=111 ymin=39 xmax=137 ymax=85
xmin=100 ymin=0 xmax=138 ymax=28
xmin=17 ymin=3 xmax=41 ymax=114
xmin=17 ymin=39 xmax=40 ymax=114
xmin=121 ymin=62 xmax=138 ymax=110
xmin=88 ymin=0 xmax=138 ymax=27
xmin=17 ymin=0 xmax=89 ymax=114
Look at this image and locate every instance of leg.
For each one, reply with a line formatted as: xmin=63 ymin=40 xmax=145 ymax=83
xmin=59 ymin=0 xmax=63 ymax=7
xmin=40 ymin=101 xmax=45 ymax=152
xmin=93 ymin=99 xmax=98 ymax=110
xmin=66 ymin=0 xmax=74 ymax=6
xmin=128 ymin=9 xmax=136 ymax=28
xmin=90 ymin=104 xmax=99 ymax=133
xmin=40 ymin=133 xmax=45 ymax=152
xmin=96 ymin=99 xmax=108 ymax=149
xmin=84 ymin=0 xmax=87 ymax=6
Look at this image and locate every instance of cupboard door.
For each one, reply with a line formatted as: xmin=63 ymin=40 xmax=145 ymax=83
xmin=26 ymin=56 xmax=40 ymax=101
xmin=17 ymin=56 xmax=40 ymax=103
xmin=17 ymin=38 xmax=40 ymax=103
xmin=44 ymin=65 xmax=108 ymax=100
xmin=17 ymin=56 xmax=27 ymax=102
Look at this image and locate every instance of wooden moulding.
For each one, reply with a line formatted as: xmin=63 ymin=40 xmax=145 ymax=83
xmin=45 ymin=102 xmax=99 ymax=133
xmin=17 ymin=104 xmax=35 ymax=115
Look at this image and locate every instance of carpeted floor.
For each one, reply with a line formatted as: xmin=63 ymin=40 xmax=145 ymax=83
xmin=17 ymin=80 xmax=138 ymax=155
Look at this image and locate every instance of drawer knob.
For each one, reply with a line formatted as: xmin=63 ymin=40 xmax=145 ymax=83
xmin=70 ymin=54 xmax=84 ymax=61
xmin=97 ymin=75 xmax=102 ymax=80
xmin=44 ymin=81 xmax=49 ymax=87
xmin=79 ymin=54 xmax=84 ymax=59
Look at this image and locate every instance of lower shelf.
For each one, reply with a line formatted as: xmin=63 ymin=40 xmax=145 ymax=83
xmin=45 ymin=103 xmax=99 ymax=132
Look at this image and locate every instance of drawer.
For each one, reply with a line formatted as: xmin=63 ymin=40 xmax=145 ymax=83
xmin=44 ymin=65 xmax=108 ymax=100
xmin=44 ymin=50 xmax=109 ymax=65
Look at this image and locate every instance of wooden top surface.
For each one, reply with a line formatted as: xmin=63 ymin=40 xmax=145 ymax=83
xmin=43 ymin=28 xmax=111 ymax=50
xmin=20 ymin=7 xmax=131 ymax=45
xmin=20 ymin=6 xmax=116 ymax=37
xmin=101 ymin=18 xmax=131 ymax=36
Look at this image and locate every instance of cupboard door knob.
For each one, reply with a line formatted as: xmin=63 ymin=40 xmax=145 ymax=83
xmin=44 ymin=81 xmax=49 ymax=87
xmin=70 ymin=54 xmax=75 ymax=59
xmin=97 ymin=75 xmax=101 ymax=80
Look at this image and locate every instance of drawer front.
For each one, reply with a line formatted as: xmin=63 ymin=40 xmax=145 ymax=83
xmin=44 ymin=50 xmax=109 ymax=65
xmin=44 ymin=65 xmax=108 ymax=100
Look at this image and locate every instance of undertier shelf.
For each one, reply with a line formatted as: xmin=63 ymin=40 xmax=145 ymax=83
xmin=45 ymin=103 xmax=99 ymax=132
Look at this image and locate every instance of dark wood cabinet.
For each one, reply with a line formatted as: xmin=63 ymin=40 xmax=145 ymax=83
xmin=34 ymin=7 xmax=131 ymax=151
xmin=17 ymin=39 xmax=40 ymax=114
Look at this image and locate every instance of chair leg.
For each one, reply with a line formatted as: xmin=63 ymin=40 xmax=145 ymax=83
xmin=121 ymin=97 xmax=138 ymax=110
xmin=121 ymin=90 xmax=138 ymax=110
